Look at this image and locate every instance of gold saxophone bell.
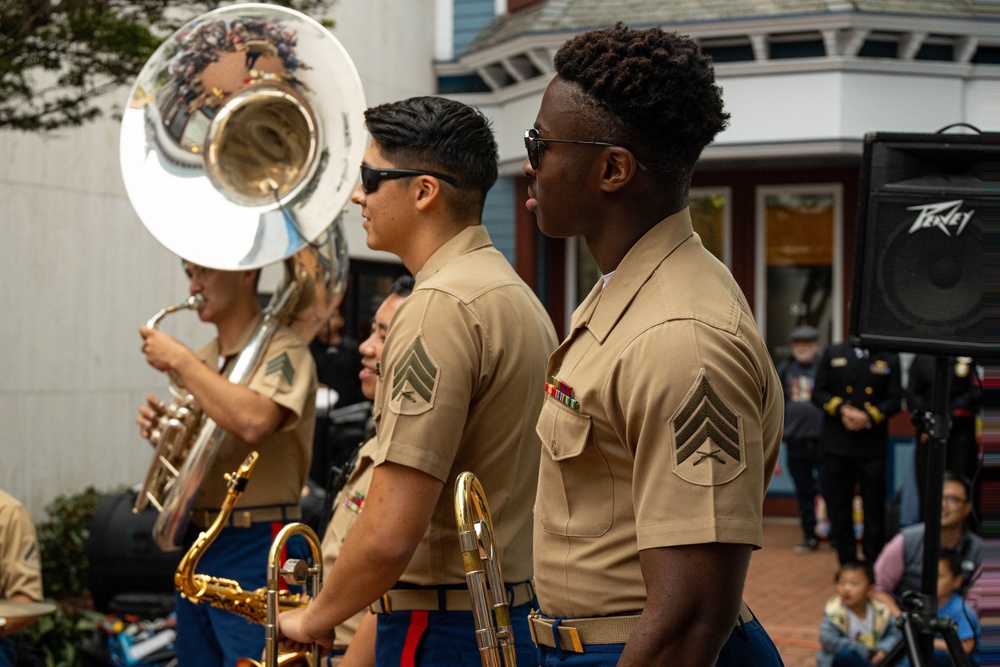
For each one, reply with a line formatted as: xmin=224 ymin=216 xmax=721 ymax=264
xmin=455 ymin=471 xmax=518 ymax=667
xmin=176 ymin=452 xmax=324 ymax=667
xmin=123 ymin=2 xmax=366 ymax=551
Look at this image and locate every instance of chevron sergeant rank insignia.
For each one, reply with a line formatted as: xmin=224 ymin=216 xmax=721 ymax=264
xmin=265 ymin=351 xmax=295 ymax=384
xmin=670 ymin=371 xmax=746 ymax=486
xmin=390 ymin=333 xmax=439 ymax=416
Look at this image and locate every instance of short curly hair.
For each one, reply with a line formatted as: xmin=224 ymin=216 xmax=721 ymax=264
xmin=554 ymin=24 xmax=730 ymax=189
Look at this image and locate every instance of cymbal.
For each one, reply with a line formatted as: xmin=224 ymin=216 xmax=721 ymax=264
xmin=0 ymin=600 xmax=57 ymax=619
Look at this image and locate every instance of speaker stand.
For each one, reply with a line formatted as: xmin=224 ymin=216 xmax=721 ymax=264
xmin=883 ymin=356 xmax=972 ymax=667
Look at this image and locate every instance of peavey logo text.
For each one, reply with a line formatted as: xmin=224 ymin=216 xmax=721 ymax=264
xmin=907 ymin=200 xmax=974 ymax=236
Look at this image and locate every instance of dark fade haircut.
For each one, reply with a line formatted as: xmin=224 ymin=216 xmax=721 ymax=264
xmin=939 ymin=548 xmax=963 ymax=579
xmin=835 ymin=561 xmax=875 ymax=586
xmin=389 ymin=274 xmax=415 ymax=299
xmin=363 ymin=96 xmax=499 ymax=221
xmin=553 ymin=23 xmax=730 ymax=192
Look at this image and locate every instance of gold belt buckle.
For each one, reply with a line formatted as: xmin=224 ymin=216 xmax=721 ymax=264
xmin=563 ymin=625 xmax=584 ymax=653
xmin=527 ymin=611 xmax=540 ymax=645
xmin=380 ymin=593 xmax=392 ymax=614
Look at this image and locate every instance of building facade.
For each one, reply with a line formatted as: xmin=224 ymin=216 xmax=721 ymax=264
xmin=1 ymin=0 xmax=995 ymax=520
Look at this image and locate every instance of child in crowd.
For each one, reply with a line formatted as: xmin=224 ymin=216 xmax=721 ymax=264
xmin=928 ymin=548 xmax=980 ymax=666
xmin=818 ymin=562 xmax=900 ymax=666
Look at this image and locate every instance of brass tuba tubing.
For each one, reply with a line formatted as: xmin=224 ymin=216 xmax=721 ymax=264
xmin=146 ymin=293 xmax=205 ymax=330
xmin=455 ymin=472 xmax=518 ymax=667
xmin=133 ymin=293 xmax=206 ymax=515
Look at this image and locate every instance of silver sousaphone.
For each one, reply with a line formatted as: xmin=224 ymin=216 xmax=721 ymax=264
xmin=121 ymin=3 xmax=367 ymax=550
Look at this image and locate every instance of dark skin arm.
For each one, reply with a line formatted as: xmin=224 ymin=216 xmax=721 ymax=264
xmin=618 ymin=543 xmax=751 ymax=666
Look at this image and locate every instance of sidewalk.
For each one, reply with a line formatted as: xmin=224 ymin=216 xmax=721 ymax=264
xmin=745 ymin=519 xmax=839 ymax=667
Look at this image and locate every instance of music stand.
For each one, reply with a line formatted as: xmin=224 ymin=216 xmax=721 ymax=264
xmin=882 ymin=356 xmax=973 ymax=667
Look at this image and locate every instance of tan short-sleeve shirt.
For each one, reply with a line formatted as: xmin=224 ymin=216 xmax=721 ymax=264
xmin=194 ymin=319 xmax=317 ymax=510
xmin=0 ymin=489 xmax=43 ymax=602
xmin=321 ymin=437 xmax=377 ymax=648
xmin=373 ymin=225 xmax=557 ymax=586
xmin=534 ymin=209 xmax=783 ymax=618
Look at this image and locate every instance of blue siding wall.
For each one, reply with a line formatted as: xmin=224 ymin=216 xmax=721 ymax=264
xmin=454 ymin=0 xmax=495 ymax=56
xmin=482 ymin=176 xmax=515 ymax=264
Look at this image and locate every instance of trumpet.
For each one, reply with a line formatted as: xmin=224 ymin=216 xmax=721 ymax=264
xmin=454 ymin=471 xmax=518 ymax=667
xmin=176 ymin=451 xmax=323 ymax=667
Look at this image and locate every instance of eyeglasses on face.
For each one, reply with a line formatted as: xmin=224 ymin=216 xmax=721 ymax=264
xmin=523 ymin=128 xmax=648 ymax=172
xmin=942 ymin=494 xmax=968 ymax=506
xmin=360 ymin=164 xmax=458 ymax=194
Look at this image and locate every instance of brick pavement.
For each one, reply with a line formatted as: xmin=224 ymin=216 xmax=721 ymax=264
xmin=745 ymin=519 xmax=840 ymax=667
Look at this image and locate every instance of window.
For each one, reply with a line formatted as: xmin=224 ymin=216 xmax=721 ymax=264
xmin=755 ymin=185 xmax=843 ymax=361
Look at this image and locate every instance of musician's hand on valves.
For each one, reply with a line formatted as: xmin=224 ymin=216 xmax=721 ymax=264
xmin=139 ymin=326 xmax=193 ymax=373
xmin=136 ymin=394 xmax=165 ymax=440
xmin=279 ymin=608 xmax=335 ymax=650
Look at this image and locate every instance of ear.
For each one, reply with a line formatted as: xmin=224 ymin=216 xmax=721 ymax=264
xmin=413 ymin=175 xmax=444 ymax=212
xmin=599 ymin=148 xmax=641 ymax=193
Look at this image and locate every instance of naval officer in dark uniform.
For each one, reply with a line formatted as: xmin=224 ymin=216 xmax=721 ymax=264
xmin=812 ymin=342 xmax=901 ymax=566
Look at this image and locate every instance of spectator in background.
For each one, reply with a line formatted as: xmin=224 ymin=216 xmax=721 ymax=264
xmin=778 ymin=325 xmax=826 ymax=553
xmin=907 ymin=355 xmax=983 ymax=520
xmin=0 ymin=488 xmax=44 ymax=667
xmin=813 ymin=342 xmax=902 ymax=566
xmin=873 ymin=472 xmax=983 ymax=617
xmin=817 ymin=561 xmax=899 ymax=667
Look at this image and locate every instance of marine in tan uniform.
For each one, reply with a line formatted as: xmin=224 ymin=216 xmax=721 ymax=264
xmin=0 ymin=488 xmax=43 ymax=667
xmin=137 ymin=263 xmax=316 ymax=667
xmin=279 ymin=97 xmax=557 ymax=666
xmin=323 ymin=275 xmax=413 ymax=667
xmin=522 ymin=26 xmax=784 ymax=666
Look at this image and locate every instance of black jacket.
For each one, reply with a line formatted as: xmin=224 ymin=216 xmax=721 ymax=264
xmin=811 ymin=342 xmax=902 ymax=457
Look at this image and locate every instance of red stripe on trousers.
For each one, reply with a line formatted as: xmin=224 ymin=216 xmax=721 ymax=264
xmin=401 ymin=610 xmax=428 ymax=667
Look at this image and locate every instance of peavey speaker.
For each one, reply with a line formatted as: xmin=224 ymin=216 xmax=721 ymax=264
xmin=850 ymin=131 xmax=998 ymax=360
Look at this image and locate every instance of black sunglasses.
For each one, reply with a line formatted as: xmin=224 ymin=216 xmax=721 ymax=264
xmin=523 ymin=128 xmax=647 ymax=171
xmin=360 ymin=164 xmax=458 ymax=194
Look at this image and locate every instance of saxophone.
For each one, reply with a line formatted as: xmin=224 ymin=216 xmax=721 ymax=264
xmin=176 ymin=451 xmax=323 ymax=667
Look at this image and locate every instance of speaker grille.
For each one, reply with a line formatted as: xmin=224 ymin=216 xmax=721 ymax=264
xmin=855 ymin=191 xmax=994 ymax=355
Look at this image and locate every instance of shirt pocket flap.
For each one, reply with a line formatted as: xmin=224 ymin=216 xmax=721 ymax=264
xmin=536 ymin=396 xmax=592 ymax=461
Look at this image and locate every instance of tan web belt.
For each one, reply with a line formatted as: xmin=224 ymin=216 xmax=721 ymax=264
xmin=370 ymin=581 xmax=535 ymax=614
xmin=189 ymin=504 xmax=301 ymax=529
xmin=528 ymin=601 xmax=754 ymax=652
